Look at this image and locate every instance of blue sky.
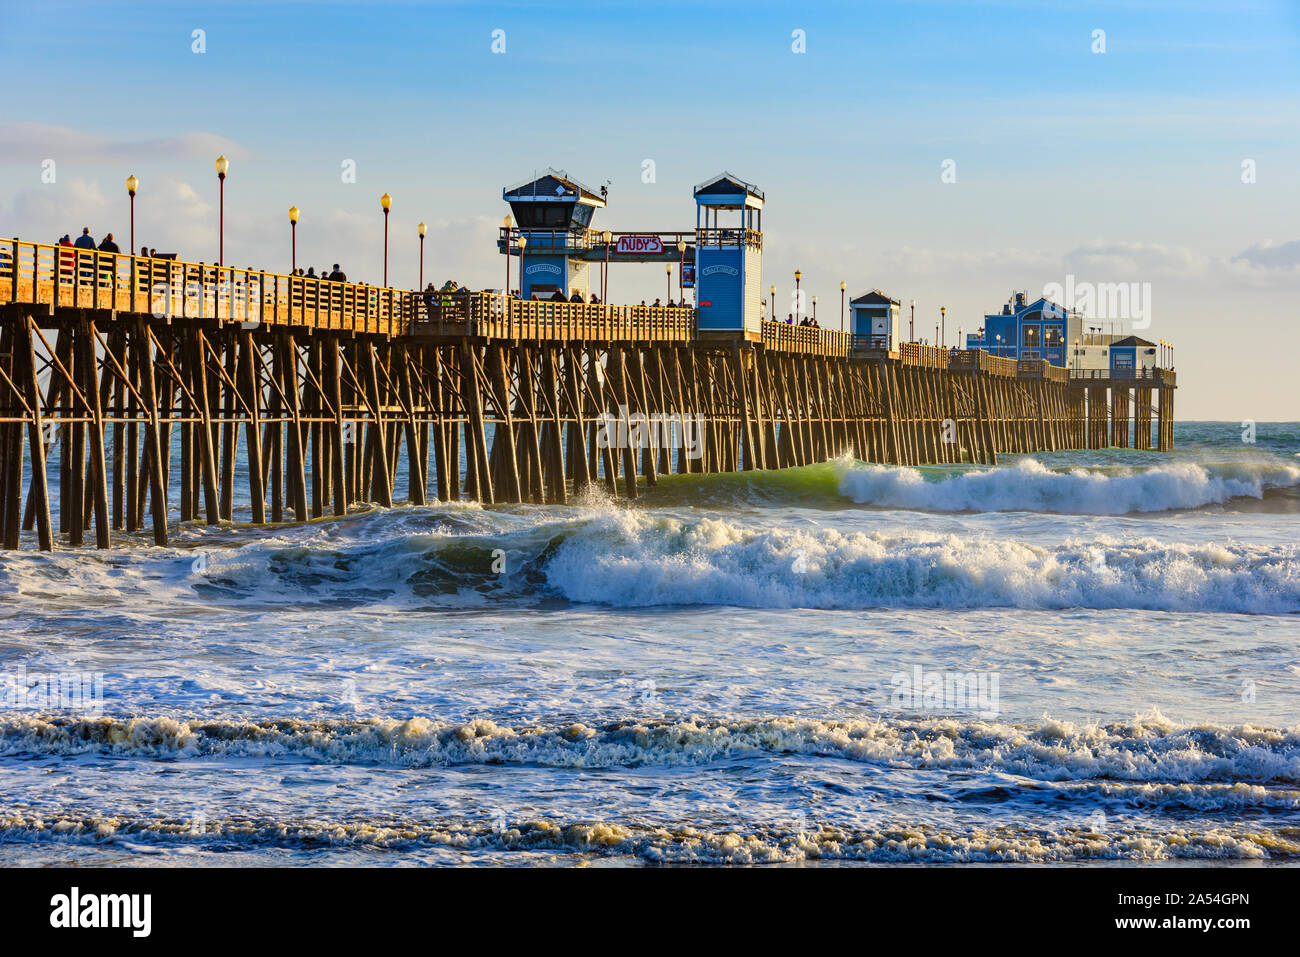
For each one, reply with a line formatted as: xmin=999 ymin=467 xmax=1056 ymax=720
xmin=1 ymin=0 xmax=1298 ymax=417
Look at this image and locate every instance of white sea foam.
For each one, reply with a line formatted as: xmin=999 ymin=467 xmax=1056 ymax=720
xmin=0 ymin=811 xmax=1288 ymax=864
xmin=542 ymin=511 xmax=1300 ymax=613
xmin=837 ymin=458 xmax=1300 ymax=514
xmin=5 ymin=712 xmax=1299 ymax=784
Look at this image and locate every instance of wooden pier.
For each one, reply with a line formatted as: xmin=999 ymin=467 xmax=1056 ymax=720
xmin=0 ymin=238 xmax=1175 ymax=549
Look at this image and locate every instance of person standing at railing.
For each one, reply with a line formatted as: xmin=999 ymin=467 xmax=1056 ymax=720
xmin=328 ymin=264 xmax=347 ymax=282
xmin=58 ymin=234 xmax=74 ymax=282
xmin=72 ymin=227 xmax=95 ymax=284
xmin=135 ymin=244 xmax=151 ymax=294
xmin=96 ymin=232 xmax=120 ymax=287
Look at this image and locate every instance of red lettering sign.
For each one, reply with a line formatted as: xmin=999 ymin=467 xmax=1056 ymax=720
xmin=615 ymin=235 xmax=664 ymax=255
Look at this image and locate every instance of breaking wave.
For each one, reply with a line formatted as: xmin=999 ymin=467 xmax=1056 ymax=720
xmin=5 ymin=712 xmax=1300 ymax=784
xmin=1 ymin=812 xmax=1292 ymax=863
xmin=836 ymin=458 xmax=1300 ymax=515
xmin=5 ymin=505 xmax=1295 ymax=614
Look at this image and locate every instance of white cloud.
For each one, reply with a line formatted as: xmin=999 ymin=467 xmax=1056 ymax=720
xmin=1232 ymin=239 xmax=1300 ymax=271
xmin=0 ymin=123 xmax=249 ymax=165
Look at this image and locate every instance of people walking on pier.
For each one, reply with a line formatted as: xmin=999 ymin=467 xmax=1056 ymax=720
xmin=97 ymin=232 xmax=120 ymax=254
xmin=74 ymin=227 xmax=95 ymax=250
xmin=329 ymin=264 xmax=347 ymax=282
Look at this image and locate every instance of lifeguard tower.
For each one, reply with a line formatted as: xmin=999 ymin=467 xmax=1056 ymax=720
xmin=693 ymin=173 xmax=764 ymax=338
xmin=501 ymin=169 xmax=606 ymax=300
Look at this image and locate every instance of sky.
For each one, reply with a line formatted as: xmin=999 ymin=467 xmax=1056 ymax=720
xmin=1 ymin=0 xmax=1297 ymax=418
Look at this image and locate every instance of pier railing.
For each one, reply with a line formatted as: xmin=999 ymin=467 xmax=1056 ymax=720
xmin=950 ymin=349 xmax=1019 ymax=376
xmin=696 ymin=228 xmax=763 ymax=249
xmin=0 ymin=238 xmax=415 ymax=334
xmin=897 ymin=341 xmax=951 ymax=369
xmin=1017 ymin=358 xmax=1070 ymax=384
xmin=409 ymin=291 xmax=695 ymax=341
xmin=1069 ymin=366 xmax=1175 ymax=386
xmin=762 ymin=320 xmax=850 ymax=356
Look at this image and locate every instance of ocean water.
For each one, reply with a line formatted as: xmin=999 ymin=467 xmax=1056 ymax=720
xmin=1 ymin=421 xmax=1298 ymax=866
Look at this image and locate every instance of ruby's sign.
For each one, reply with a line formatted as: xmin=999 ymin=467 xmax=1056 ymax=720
xmin=615 ymin=235 xmax=663 ymax=255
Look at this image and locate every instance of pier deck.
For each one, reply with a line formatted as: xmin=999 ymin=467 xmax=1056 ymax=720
xmin=0 ymin=238 xmax=1175 ymax=550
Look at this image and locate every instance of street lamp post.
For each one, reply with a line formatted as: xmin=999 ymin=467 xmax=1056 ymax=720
xmin=811 ymin=295 xmax=818 ymax=325
xmin=909 ymin=299 xmax=916 ymax=342
xmin=770 ymin=284 xmax=776 ymax=321
xmin=215 ymin=155 xmax=228 ymax=266
xmin=125 ymin=174 xmax=138 ymax=256
xmin=417 ymin=221 xmax=427 ymax=290
xmin=840 ymin=281 xmax=846 ymax=333
xmin=665 ymin=262 xmax=671 ymax=303
xmin=503 ymin=215 xmax=512 ymax=295
xmin=794 ymin=269 xmax=802 ymax=320
xmin=940 ymin=306 xmax=946 ymax=349
xmin=995 ymin=334 xmax=1003 ymax=357
xmin=380 ymin=193 xmax=392 ymax=286
xmin=288 ymin=206 xmax=298 ymax=273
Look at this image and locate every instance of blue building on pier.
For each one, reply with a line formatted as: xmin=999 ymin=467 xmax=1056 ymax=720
xmin=965 ymin=291 xmax=1081 ymax=366
xmin=502 ymin=169 xmax=607 ymax=300
xmin=693 ymin=173 xmax=765 ymax=338
xmin=849 ymin=290 xmax=902 ymax=349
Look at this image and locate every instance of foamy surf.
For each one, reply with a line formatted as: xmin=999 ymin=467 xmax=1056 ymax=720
xmin=3 ymin=507 xmax=1296 ymax=613
xmin=837 ymin=458 xmax=1300 ymax=515
xmin=541 ymin=511 xmax=1300 ymax=613
xmin=5 ymin=712 xmax=1299 ymax=785
xmin=0 ymin=811 xmax=1292 ymax=864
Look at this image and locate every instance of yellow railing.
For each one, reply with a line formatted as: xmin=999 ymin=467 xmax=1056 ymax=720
xmin=897 ymin=341 xmax=951 ymax=369
xmin=0 ymin=237 xmax=415 ymax=335
xmin=408 ymin=292 xmax=695 ymax=341
xmin=0 ymin=237 xmax=1118 ymax=379
xmin=761 ymin=320 xmax=851 ymax=356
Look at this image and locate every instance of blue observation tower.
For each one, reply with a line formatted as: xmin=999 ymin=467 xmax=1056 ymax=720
xmin=693 ymin=173 xmax=764 ymax=338
xmin=501 ymin=168 xmax=607 ymax=300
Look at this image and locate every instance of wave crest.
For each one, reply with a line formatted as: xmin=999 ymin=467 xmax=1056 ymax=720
xmin=838 ymin=458 xmax=1300 ymax=514
xmin=6 ymin=712 xmax=1300 ymax=784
